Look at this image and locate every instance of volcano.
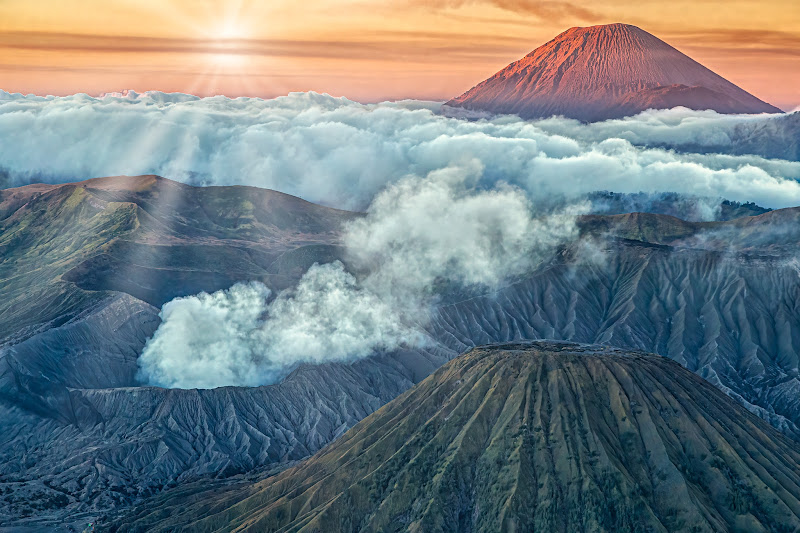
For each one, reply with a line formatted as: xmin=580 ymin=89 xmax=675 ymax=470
xmin=114 ymin=342 xmax=800 ymax=532
xmin=446 ymin=23 xmax=782 ymax=121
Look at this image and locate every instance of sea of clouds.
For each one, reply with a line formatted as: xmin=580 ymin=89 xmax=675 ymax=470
xmin=1 ymin=90 xmax=799 ymax=210
xmin=4 ymin=90 xmax=800 ymax=388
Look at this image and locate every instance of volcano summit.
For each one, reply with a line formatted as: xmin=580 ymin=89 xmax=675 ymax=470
xmin=114 ymin=342 xmax=800 ymax=533
xmin=447 ymin=23 xmax=782 ymax=121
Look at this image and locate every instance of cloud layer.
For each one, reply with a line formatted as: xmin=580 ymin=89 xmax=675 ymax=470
xmin=1 ymin=91 xmax=799 ymax=211
xmin=137 ymin=282 xmax=273 ymax=389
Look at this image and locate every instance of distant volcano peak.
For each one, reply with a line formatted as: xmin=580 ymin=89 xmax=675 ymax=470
xmin=551 ymin=22 xmax=646 ymax=40
xmin=447 ymin=23 xmax=782 ymax=121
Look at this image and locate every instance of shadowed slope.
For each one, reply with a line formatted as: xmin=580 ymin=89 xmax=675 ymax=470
xmin=0 ymin=175 xmax=366 ymax=527
xmin=115 ymin=341 xmax=800 ymax=533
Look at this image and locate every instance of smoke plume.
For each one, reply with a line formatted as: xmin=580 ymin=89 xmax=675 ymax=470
xmin=138 ymin=164 xmax=584 ymax=388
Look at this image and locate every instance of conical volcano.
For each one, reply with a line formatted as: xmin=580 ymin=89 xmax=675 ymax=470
xmin=447 ymin=23 xmax=782 ymax=121
xmin=116 ymin=341 xmax=800 ymax=533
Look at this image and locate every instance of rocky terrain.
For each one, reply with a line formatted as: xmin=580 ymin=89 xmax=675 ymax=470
xmin=4 ymin=176 xmax=800 ymax=528
xmin=446 ymin=23 xmax=781 ymax=121
xmin=432 ymin=247 xmax=800 ymax=436
xmin=113 ymin=341 xmax=800 ymax=533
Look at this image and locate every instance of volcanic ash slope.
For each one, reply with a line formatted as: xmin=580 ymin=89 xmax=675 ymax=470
xmin=116 ymin=341 xmax=800 ymax=533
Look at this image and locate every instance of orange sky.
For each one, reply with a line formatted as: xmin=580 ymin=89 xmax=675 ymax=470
xmin=1 ymin=0 xmax=798 ymax=109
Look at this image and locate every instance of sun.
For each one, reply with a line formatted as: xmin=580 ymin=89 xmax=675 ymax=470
xmin=158 ymin=0 xmax=273 ymax=96
xmin=206 ymin=22 xmax=251 ymax=68
xmin=211 ymin=21 xmax=246 ymax=41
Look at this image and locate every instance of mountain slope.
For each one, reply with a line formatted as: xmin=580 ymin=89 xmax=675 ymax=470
xmin=447 ymin=23 xmax=782 ymax=121
xmin=665 ymin=111 xmax=800 ymax=161
xmin=114 ymin=341 xmax=800 ymax=533
xmin=0 ymin=175 xmax=356 ymax=345
xmin=0 ymin=351 xmax=432 ymax=527
xmin=5 ymin=177 xmax=800 ymax=528
xmin=428 ymin=211 xmax=800 ymax=437
xmin=0 ymin=176 xmax=454 ymax=531
xmin=0 ymin=175 xmax=371 ymax=528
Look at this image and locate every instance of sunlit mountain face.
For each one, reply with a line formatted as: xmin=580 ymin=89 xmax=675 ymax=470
xmin=2 ymin=2 xmax=800 ymax=531
xmin=446 ymin=23 xmax=782 ymax=120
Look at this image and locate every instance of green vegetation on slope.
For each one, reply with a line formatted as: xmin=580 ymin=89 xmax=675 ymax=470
xmin=0 ymin=184 xmax=140 ymax=342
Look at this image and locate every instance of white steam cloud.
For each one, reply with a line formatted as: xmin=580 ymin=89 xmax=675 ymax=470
xmin=1 ymin=90 xmax=799 ymax=210
xmin=137 ymin=282 xmax=273 ymax=388
xmin=346 ymin=163 xmax=586 ymax=295
xmin=138 ymin=264 xmax=416 ymax=389
xmin=138 ymin=164 xmax=584 ymax=388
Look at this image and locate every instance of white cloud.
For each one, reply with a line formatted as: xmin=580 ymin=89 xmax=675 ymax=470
xmin=347 ymin=163 xmax=585 ymax=297
xmin=137 ymin=282 xmax=272 ymax=389
xmin=256 ymin=261 xmax=419 ymax=368
xmin=139 ymin=263 xmax=420 ymax=389
xmin=1 ymin=91 xmax=799 ymax=210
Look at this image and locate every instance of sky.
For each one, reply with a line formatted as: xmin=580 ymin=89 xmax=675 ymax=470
xmin=0 ymin=0 xmax=798 ymax=109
